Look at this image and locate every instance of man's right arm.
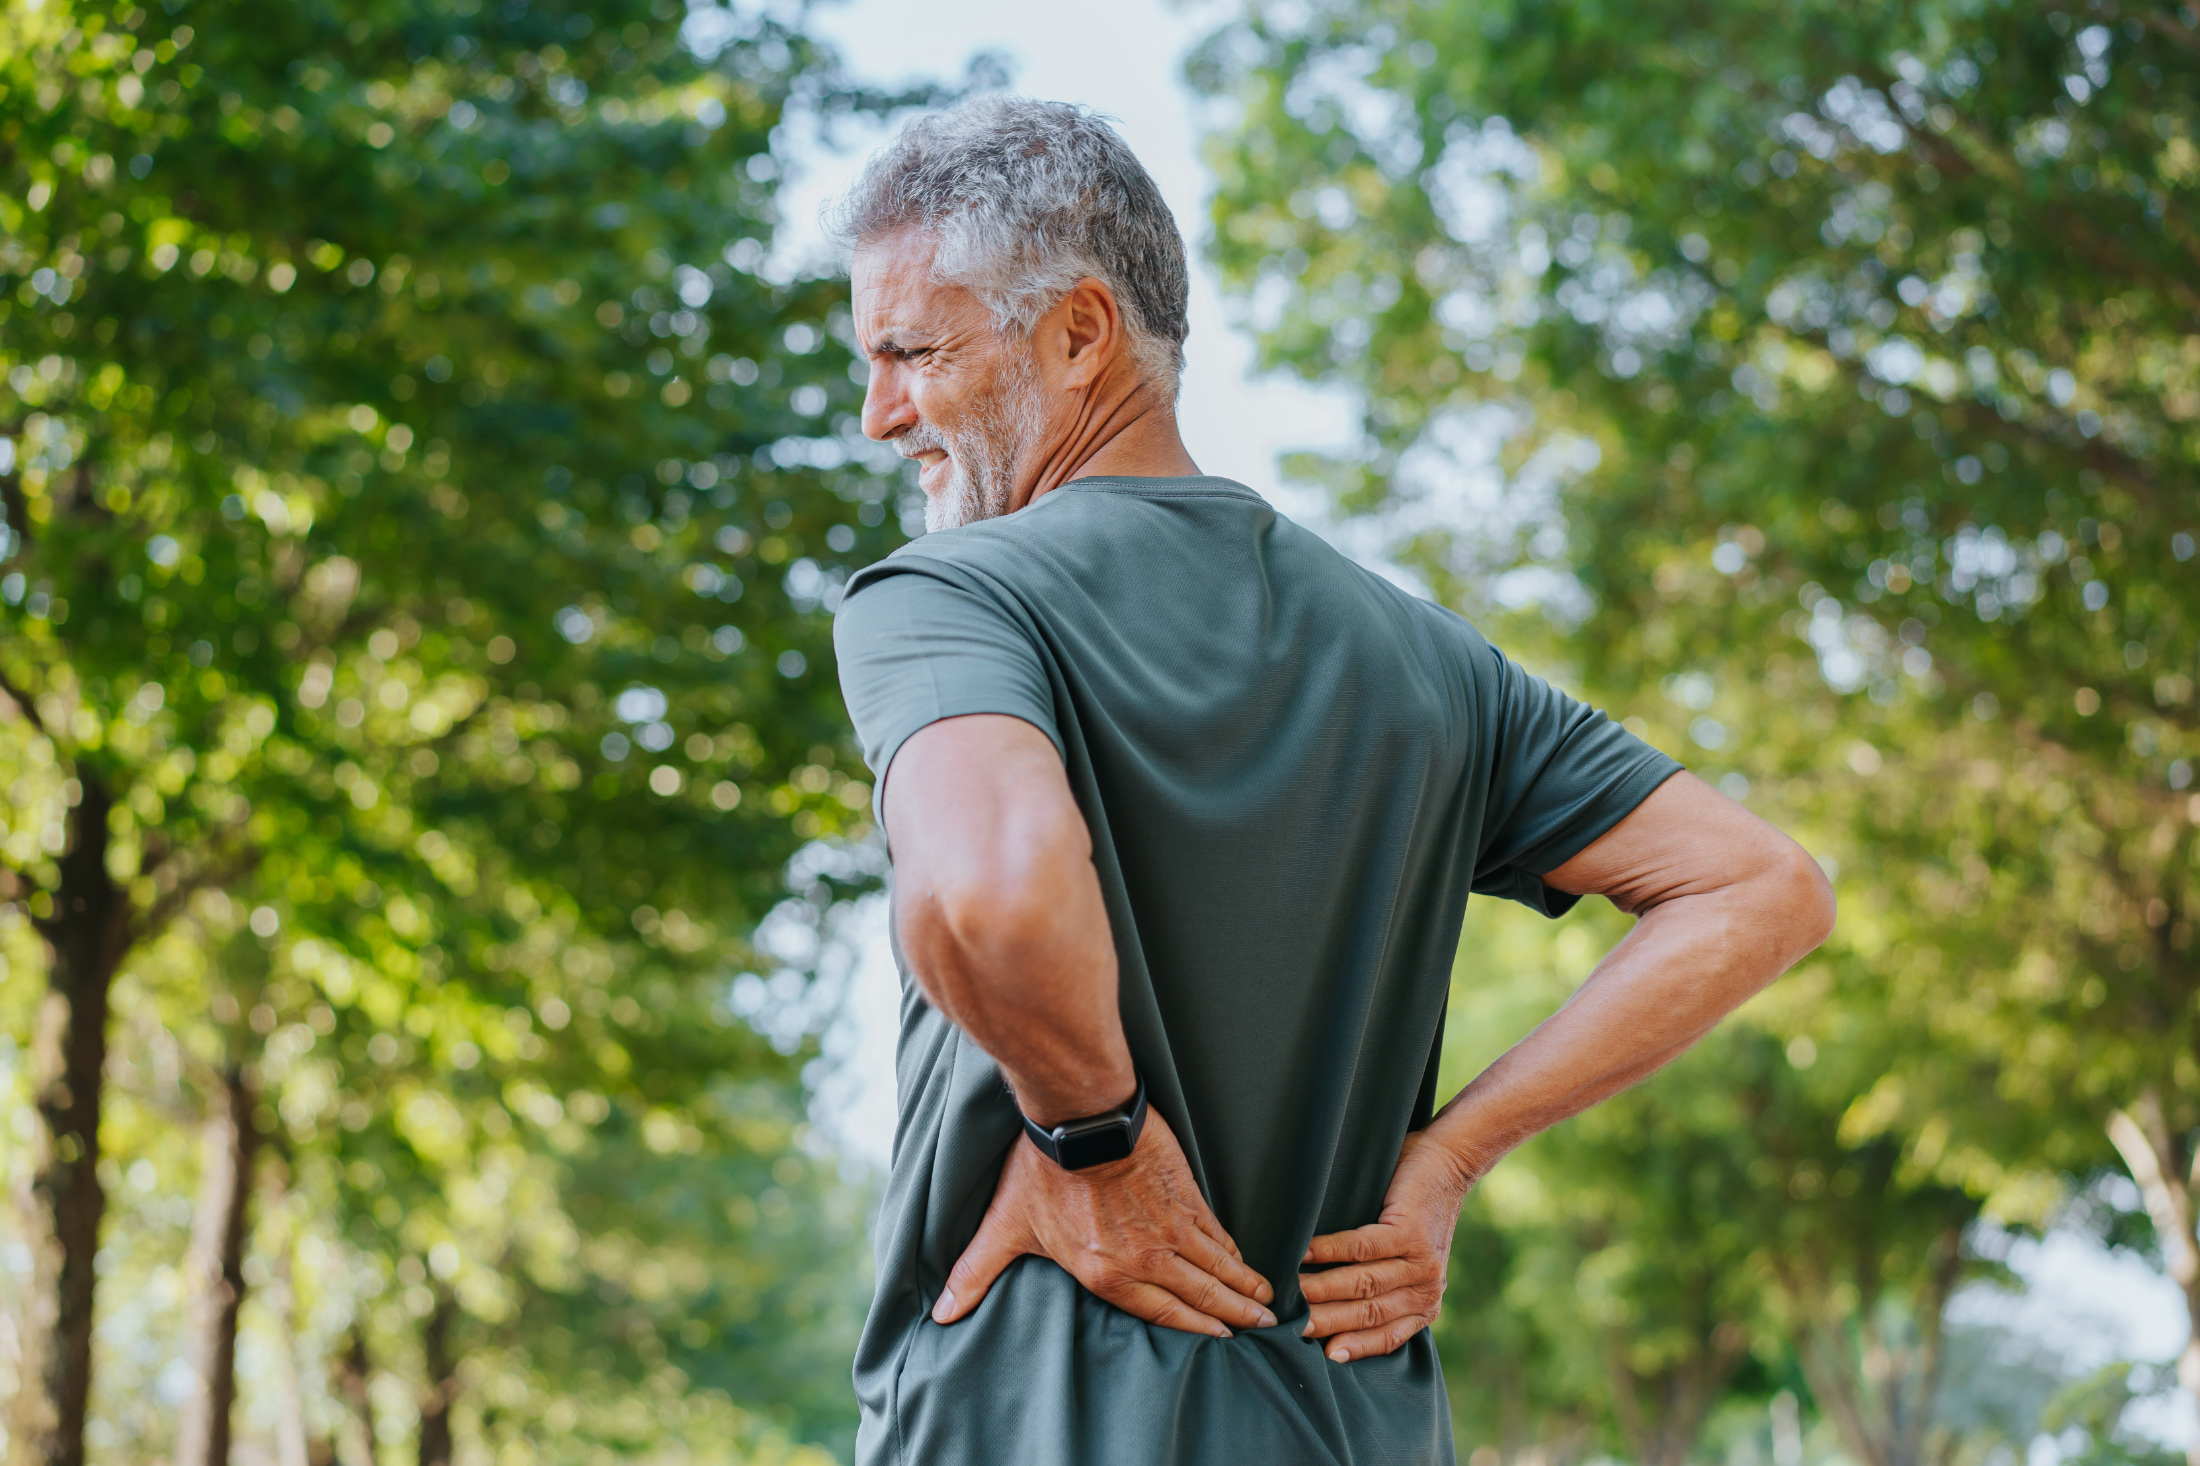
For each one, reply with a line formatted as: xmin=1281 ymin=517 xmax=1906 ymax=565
xmin=886 ymin=712 xmax=1276 ymax=1336
xmin=1299 ymin=772 xmax=1835 ymax=1362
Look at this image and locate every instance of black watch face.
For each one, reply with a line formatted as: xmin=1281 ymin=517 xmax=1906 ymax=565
xmin=1055 ymin=1117 xmax=1135 ymax=1170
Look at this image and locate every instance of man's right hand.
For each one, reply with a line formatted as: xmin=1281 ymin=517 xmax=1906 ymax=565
xmin=932 ymin=1106 xmax=1278 ymax=1338
xmin=1299 ymin=1130 xmax=1468 ymax=1362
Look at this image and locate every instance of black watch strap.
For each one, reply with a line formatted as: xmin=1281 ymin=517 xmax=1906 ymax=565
xmin=1021 ymin=1069 xmax=1148 ymax=1171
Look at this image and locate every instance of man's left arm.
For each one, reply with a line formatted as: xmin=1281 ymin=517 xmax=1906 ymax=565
xmin=1299 ymin=771 xmax=1835 ymax=1362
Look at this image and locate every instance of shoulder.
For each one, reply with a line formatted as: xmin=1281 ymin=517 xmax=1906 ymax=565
xmin=1338 ymin=559 xmax=1499 ymax=669
xmin=838 ymin=539 xmax=1013 ymax=631
xmin=839 ymin=490 xmax=1133 ymax=619
xmin=833 ymin=532 xmax=1042 ymax=662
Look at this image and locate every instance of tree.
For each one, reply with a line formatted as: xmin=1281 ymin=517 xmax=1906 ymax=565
xmin=0 ymin=1 xmax=937 ymax=1458
xmin=1193 ymin=0 xmax=2198 ymax=1450
xmin=173 ymin=984 xmax=260 ymax=1466
xmin=1436 ymin=898 xmax=1979 ymax=1466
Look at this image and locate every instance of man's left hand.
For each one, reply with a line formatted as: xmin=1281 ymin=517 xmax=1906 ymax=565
xmin=1299 ymin=1131 xmax=1469 ymax=1362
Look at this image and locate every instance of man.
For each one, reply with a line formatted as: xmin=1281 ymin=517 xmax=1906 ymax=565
xmin=830 ymin=97 xmax=1834 ymax=1465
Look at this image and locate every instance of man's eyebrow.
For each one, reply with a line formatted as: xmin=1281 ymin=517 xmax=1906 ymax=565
xmin=868 ymin=334 xmax=932 ymax=361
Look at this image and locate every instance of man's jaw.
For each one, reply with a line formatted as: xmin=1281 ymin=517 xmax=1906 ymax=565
xmin=898 ymin=437 xmax=969 ymax=531
xmin=899 ymin=429 xmax=1000 ymax=533
xmin=898 ymin=358 xmax=1043 ymax=532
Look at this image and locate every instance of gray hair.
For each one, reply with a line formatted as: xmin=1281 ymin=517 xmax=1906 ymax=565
xmin=829 ymin=96 xmax=1189 ymax=397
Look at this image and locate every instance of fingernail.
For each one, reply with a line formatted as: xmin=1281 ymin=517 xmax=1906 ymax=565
xmin=931 ymin=1289 xmax=956 ymax=1324
xmin=1214 ymin=1325 xmax=1233 ymax=1339
xmin=1258 ymin=1309 xmax=1278 ymax=1329
xmin=1328 ymin=1346 xmax=1349 ymax=1363
xmin=1301 ymin=1320 xmax=1314 ymax=1338
xmin=1257 ymin=1283 xmax=1275 ymax=1304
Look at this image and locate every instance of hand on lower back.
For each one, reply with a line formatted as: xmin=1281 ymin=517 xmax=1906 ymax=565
xmin=933 ymin=1106 xmax=1277 ymax=1338
xmin=1299 ymin=1130 xmax=1468 ymax=1361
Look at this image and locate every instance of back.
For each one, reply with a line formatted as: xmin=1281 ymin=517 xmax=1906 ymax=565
xmin=835 ymin=477 xmax=1677 ymax=1465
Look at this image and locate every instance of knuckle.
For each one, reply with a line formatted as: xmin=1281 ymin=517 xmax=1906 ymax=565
xmin=1132 ymin=1245 xmax=1177 ymax=1278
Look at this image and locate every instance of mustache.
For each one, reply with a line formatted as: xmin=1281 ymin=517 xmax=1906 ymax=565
xmin=895 ymin=424 xmax=949 ymax=459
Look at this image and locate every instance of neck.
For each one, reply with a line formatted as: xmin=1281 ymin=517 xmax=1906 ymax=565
xmin=1014 ymin=377 xmax=1200 ymax=511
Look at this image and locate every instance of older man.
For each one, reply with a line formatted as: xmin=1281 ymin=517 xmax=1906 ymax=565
xmin=829 ymin=97 xmax=1833 ymax=1465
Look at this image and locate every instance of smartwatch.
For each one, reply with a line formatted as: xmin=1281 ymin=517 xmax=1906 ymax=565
xmin=1021 ymin=1069 xmax=1148 ymax=1171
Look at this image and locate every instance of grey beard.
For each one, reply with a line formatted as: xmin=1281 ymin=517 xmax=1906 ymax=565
xmin=899 ymin=356 xmax=1045 ymax=533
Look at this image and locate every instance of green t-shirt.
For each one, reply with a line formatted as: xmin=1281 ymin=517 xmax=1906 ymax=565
xmin=833 ymin=476 xmax=1680 ymax=1466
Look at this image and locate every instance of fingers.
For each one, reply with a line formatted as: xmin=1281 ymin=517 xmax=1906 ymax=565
xmin=1298 ymin=1256 xmax=1428 ymax=1306
xmin=1167 ymin=1140 xmax=1254 ymax=1272
xmin=1188 ymin=1199 xmax=1248 ymax=1264
xmin=1153 ymin=1252 xmax=1277 ymax=1332
xmin=1301 ymin=1280 xmax=1442 ymax=1342
xmin=1318 ymin=1306 xmax=1437 ymax=1364
xmin=933 ymin=1202 xmax=1030 ymax=1325
xmin=1095 ymin=1277 xmax=1242 ymax=1340
xmin=1302 ymin=1224 xmax=1405 ymax=1267
xmin=1072 ymin=1247 xmax=1276 ymax=1336
xmin=1178 ymin=1224 xmax=1275 ymax=1308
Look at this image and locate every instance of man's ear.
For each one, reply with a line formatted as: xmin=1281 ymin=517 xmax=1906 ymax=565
xmin=1052 ymin=277 xmax=1124 ymax=388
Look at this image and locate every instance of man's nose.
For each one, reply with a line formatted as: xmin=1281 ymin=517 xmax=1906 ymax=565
xmin=861 ymin=362 xmax=915 ymax=443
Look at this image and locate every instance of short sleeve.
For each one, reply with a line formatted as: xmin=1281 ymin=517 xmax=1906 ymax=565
xmin=833 ymin=557 xmax=1063 ymax=812
xmin=1469 ymin=641 xmax=1683 ymax=918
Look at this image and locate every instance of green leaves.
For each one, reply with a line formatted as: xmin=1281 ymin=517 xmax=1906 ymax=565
xmin=0 ymin=1 xmax=930 ymax=1458
xmin=1200 ymin=0 xmax=2198 ymax=1456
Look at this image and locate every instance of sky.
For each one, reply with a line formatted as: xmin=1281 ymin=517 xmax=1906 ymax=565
xmin=764 ymin=0 xmax=2194 ymax=1430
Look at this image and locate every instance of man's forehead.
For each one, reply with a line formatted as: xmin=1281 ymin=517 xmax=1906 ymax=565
xmin=852 ymin=229 xmax=982 ymax=344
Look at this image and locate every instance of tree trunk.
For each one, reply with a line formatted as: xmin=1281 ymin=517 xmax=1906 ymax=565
xmin=332 ymin=1326 xmax=377 ymax=1466
xmin=264 ymin=1162 xmax=311 ymax=1466
xmin=2107 ymin=1090 xmax=2200 ymax=1466
xmin=175 ymin=1062 xmax=262 ymax=1466
xmin=7 ymin=773 xmax=128 ymax=1466
xmin=1603 ymin=1318 xmax=1749 ymax=1466
xmin=1790 ymin=1227 xmax=1962 ymax=1466
xmin=418 ymin=1285 xmax=459 ymax=1466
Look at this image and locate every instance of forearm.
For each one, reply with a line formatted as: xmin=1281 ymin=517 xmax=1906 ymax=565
xmin=1425 ymin=856 xmax=1830 ymax=1186
xmin=896 ymin=866 xmax=1134 ymax=1125
xmin=884 ymin=715 xmax=1137 ymax=1126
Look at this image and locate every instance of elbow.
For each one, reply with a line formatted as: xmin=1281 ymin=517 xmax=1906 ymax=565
xmin=1782 ymin=842 xmax=1837 ymax=956
xmin=932 ymin=866 xmax=1056 ymax=964
xmin=898 ymin=856 xmax=1066 ymax=1016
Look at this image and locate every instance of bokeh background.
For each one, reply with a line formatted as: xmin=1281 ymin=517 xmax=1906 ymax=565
xmin=2 ymin=2 xmax=2196 ymax=1464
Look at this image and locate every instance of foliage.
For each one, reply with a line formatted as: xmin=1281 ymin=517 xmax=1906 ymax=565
xmin=1436 ymin=900 xmax=1979 ymax=1466
xmin=2043 ymin=1363 xmax=2189 ymax=1466
xmin=0 ymin=0 xmax=939 ymax=1459
xmin=1195 ymin=0 xmax=2200 ymax=1458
